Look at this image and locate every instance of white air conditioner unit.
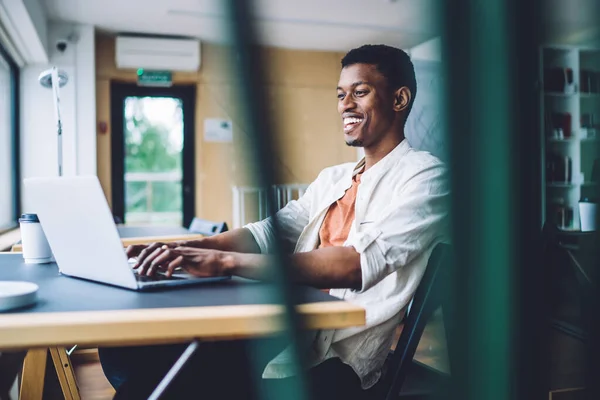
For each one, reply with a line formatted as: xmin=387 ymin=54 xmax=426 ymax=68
xmin=115 ymin=36 xmax=201 ymax=72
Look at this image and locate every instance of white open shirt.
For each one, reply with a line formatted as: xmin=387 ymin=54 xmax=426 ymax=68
xmin=245 ymin=139 xmax=450 ymax=389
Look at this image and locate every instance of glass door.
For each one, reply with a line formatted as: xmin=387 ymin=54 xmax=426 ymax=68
xmin=111 ymin=84 xmax=196 ymax=227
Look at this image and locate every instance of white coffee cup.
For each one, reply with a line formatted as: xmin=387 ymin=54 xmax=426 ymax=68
xmin=19 ymin=214 xmax=53 ymax=264
xmin=579 ymin=200 xmax=598 ymax=232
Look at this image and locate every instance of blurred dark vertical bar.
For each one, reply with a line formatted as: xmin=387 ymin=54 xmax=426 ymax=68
xmin=587 ymin=5 xmax=600 ymax=397
xmin=511 ymin=0 xmax=547 ymax=398
xmin=588 ymin=160 xmax=600 ymax=394
xmin=586 ymin=20 xmax=600 ymax=399
xmin=222 ymin=1 xmax=309 ymax=400
xmin=586 ymin=192 xmax=600 ymax=394
xmin=441 ymin=0 xmax=545 ymax=398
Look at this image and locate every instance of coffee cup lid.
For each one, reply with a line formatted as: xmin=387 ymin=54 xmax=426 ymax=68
xmin=19 ymin=213 xmax=39 ymax=223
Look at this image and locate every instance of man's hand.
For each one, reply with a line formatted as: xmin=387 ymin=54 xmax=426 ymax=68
xmin=142 ymin=246 xmax=230 ymax=278
xmin=126 ymin=241 xmax=185 ymax=274
xmin=125 ymin=229 xmax=362 ymax=289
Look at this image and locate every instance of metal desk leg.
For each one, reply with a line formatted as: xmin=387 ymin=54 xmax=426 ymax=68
xmin=148 ymin=341 xmax=200 ymax=400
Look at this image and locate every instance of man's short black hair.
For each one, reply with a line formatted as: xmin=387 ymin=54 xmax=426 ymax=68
xmin=341 ymin=44 xmax=417 ymax=118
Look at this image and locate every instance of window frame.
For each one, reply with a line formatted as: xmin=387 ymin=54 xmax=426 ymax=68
xmin=0 ymin=40 xmax=20 ymax=232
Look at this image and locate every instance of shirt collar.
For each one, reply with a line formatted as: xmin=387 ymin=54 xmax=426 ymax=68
xmin=353 ymin=158 xmax=366 ymax=176
xmin=353 ymin=139 xmax=412 ymax=182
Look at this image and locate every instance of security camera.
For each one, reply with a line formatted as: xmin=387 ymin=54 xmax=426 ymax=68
xmin=56 ymin=40 xmax=68 ymax=53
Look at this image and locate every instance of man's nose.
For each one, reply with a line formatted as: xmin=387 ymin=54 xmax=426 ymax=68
xmin=338 ymin=95 xmax=356 ymax=114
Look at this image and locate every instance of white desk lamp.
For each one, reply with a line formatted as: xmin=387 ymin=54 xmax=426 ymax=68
xmin=38 ymin=67 xmax=68 ymax=176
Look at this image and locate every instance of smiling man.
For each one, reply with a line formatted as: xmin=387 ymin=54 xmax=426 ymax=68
xmin=99 ymin=45 xmax=449 ymax=400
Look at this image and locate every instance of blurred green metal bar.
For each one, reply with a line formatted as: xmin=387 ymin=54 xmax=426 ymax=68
xmin=441 ymin=0 xmax=520 ymax=398
xmin=441 ymin=0 xmax=557 ymax=397
xmin=222 ymin=1 xmax=309 ymax=400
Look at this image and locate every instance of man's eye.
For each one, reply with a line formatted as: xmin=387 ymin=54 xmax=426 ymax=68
xmin=355 ymin=90 xmax=367 ymax=97
xmin=337 ymin=93 xmax=345 ymax=100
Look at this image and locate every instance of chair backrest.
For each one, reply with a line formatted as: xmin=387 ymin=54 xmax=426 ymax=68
xmin=188 ymin=218 xmax=228 ymax=236
xmin=381 ymin=243 xmax=452 ymax=400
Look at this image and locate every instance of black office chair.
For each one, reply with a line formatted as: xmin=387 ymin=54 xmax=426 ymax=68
xmin=370 ymin=243 xmax=453 ymax=400
xmin=188 ymin=217 xmax=228 ymax=236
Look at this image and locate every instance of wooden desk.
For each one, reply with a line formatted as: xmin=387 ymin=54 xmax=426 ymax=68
xmin=0 ymin=254 xmax=365 ymax=399
xmin=11 ymin=225 xmax=203 ymax=252
xmin=0 ymin=254 xmax=364 ymax=349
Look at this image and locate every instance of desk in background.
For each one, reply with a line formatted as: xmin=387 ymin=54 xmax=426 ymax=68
xmin=116 ymin=226 xmax=190 ymax=237
xmin=11 ymin=225 xmax=203 ymax=252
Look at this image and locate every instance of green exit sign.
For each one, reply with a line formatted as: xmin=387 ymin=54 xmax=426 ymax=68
xmin=137 ymin=69 xmax=172 ymax=87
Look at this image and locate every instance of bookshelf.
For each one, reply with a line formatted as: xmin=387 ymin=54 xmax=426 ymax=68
xmin=541 ymin=45 xmax=600 ymax=231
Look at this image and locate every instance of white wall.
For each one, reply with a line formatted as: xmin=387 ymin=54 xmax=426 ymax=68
xmin=0 ymin=0 xmax=48 ymax=64
xmin=410 ymin=37 xmax=441 ymax=62
xmin=20 ymin=21 xmax=96 ymax=212
xmin=74 ymin=24 xmax=96 ymax=175
xmin=22 ymin=0 xmax=47 ymax=56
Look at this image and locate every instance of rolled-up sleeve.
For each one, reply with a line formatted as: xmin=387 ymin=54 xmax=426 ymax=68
xmin=244 ymin=179 xmax=317 ymax=254
xmin=348 ymin=161 xmax=450 ymax=293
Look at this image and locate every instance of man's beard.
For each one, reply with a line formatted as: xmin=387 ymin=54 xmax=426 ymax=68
xmin=345 ymin=139 xmax=364 ymax=147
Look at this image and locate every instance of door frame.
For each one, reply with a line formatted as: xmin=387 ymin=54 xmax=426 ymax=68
xmin=110 ymin=82 xmax=196 ymax=227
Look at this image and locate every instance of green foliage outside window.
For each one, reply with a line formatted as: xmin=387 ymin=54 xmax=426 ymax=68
xmin=124 ymin=97 xmax=183 ymax=224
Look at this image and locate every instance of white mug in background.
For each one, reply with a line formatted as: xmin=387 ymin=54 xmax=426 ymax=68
xmin=579 ymin=200 xmax=598 ymax=232
xmin=19 ymin=214 xmax=53 ymax=264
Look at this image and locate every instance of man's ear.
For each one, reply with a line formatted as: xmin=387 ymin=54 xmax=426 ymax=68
xmin=393 ymin=87 xmax=411 ymax=112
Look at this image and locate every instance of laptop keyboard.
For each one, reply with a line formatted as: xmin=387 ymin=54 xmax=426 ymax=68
xmin=135 ymin=273 xmax=184 ymax=282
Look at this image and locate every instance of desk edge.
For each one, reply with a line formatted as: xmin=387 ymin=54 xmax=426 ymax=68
xmin=0 ymin=301 xmax=365 ymax=350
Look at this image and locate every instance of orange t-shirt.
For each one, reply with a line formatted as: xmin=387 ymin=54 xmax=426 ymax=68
xmin=318 ymin=171 xmax=362 ymax=249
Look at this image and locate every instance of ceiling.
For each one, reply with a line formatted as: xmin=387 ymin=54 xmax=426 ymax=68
xmin=43 ymin=0 xmax=600 ymax=52
xmin=541 ymin=0 xmax=600 ymax=45
xmin=42 ymin=0 xmax=441 ymax=52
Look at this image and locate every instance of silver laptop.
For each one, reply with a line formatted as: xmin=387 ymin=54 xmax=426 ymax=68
xmin=24 ymin=176 xmax=230 ymax=290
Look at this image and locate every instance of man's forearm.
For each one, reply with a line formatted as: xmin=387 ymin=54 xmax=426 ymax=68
xmin=184 ymin=228 xmax=262 ymax=254
xmin=222 ymin=246 xmax=363 ymax=290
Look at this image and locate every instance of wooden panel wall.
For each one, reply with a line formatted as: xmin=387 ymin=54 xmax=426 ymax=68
xmin=95 ymin=34 xmax=356 ymax=225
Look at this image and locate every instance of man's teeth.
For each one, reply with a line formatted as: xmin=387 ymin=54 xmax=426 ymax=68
xmin=344 ymin=117 xmax=363 ymax=125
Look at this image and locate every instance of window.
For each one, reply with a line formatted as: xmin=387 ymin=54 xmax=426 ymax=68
xmin=0 ymin=42 xmax=19 ymax=231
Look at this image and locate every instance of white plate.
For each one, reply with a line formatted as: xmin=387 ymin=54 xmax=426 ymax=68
xmin=0 ymin=281 xmax=39 ymax=312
